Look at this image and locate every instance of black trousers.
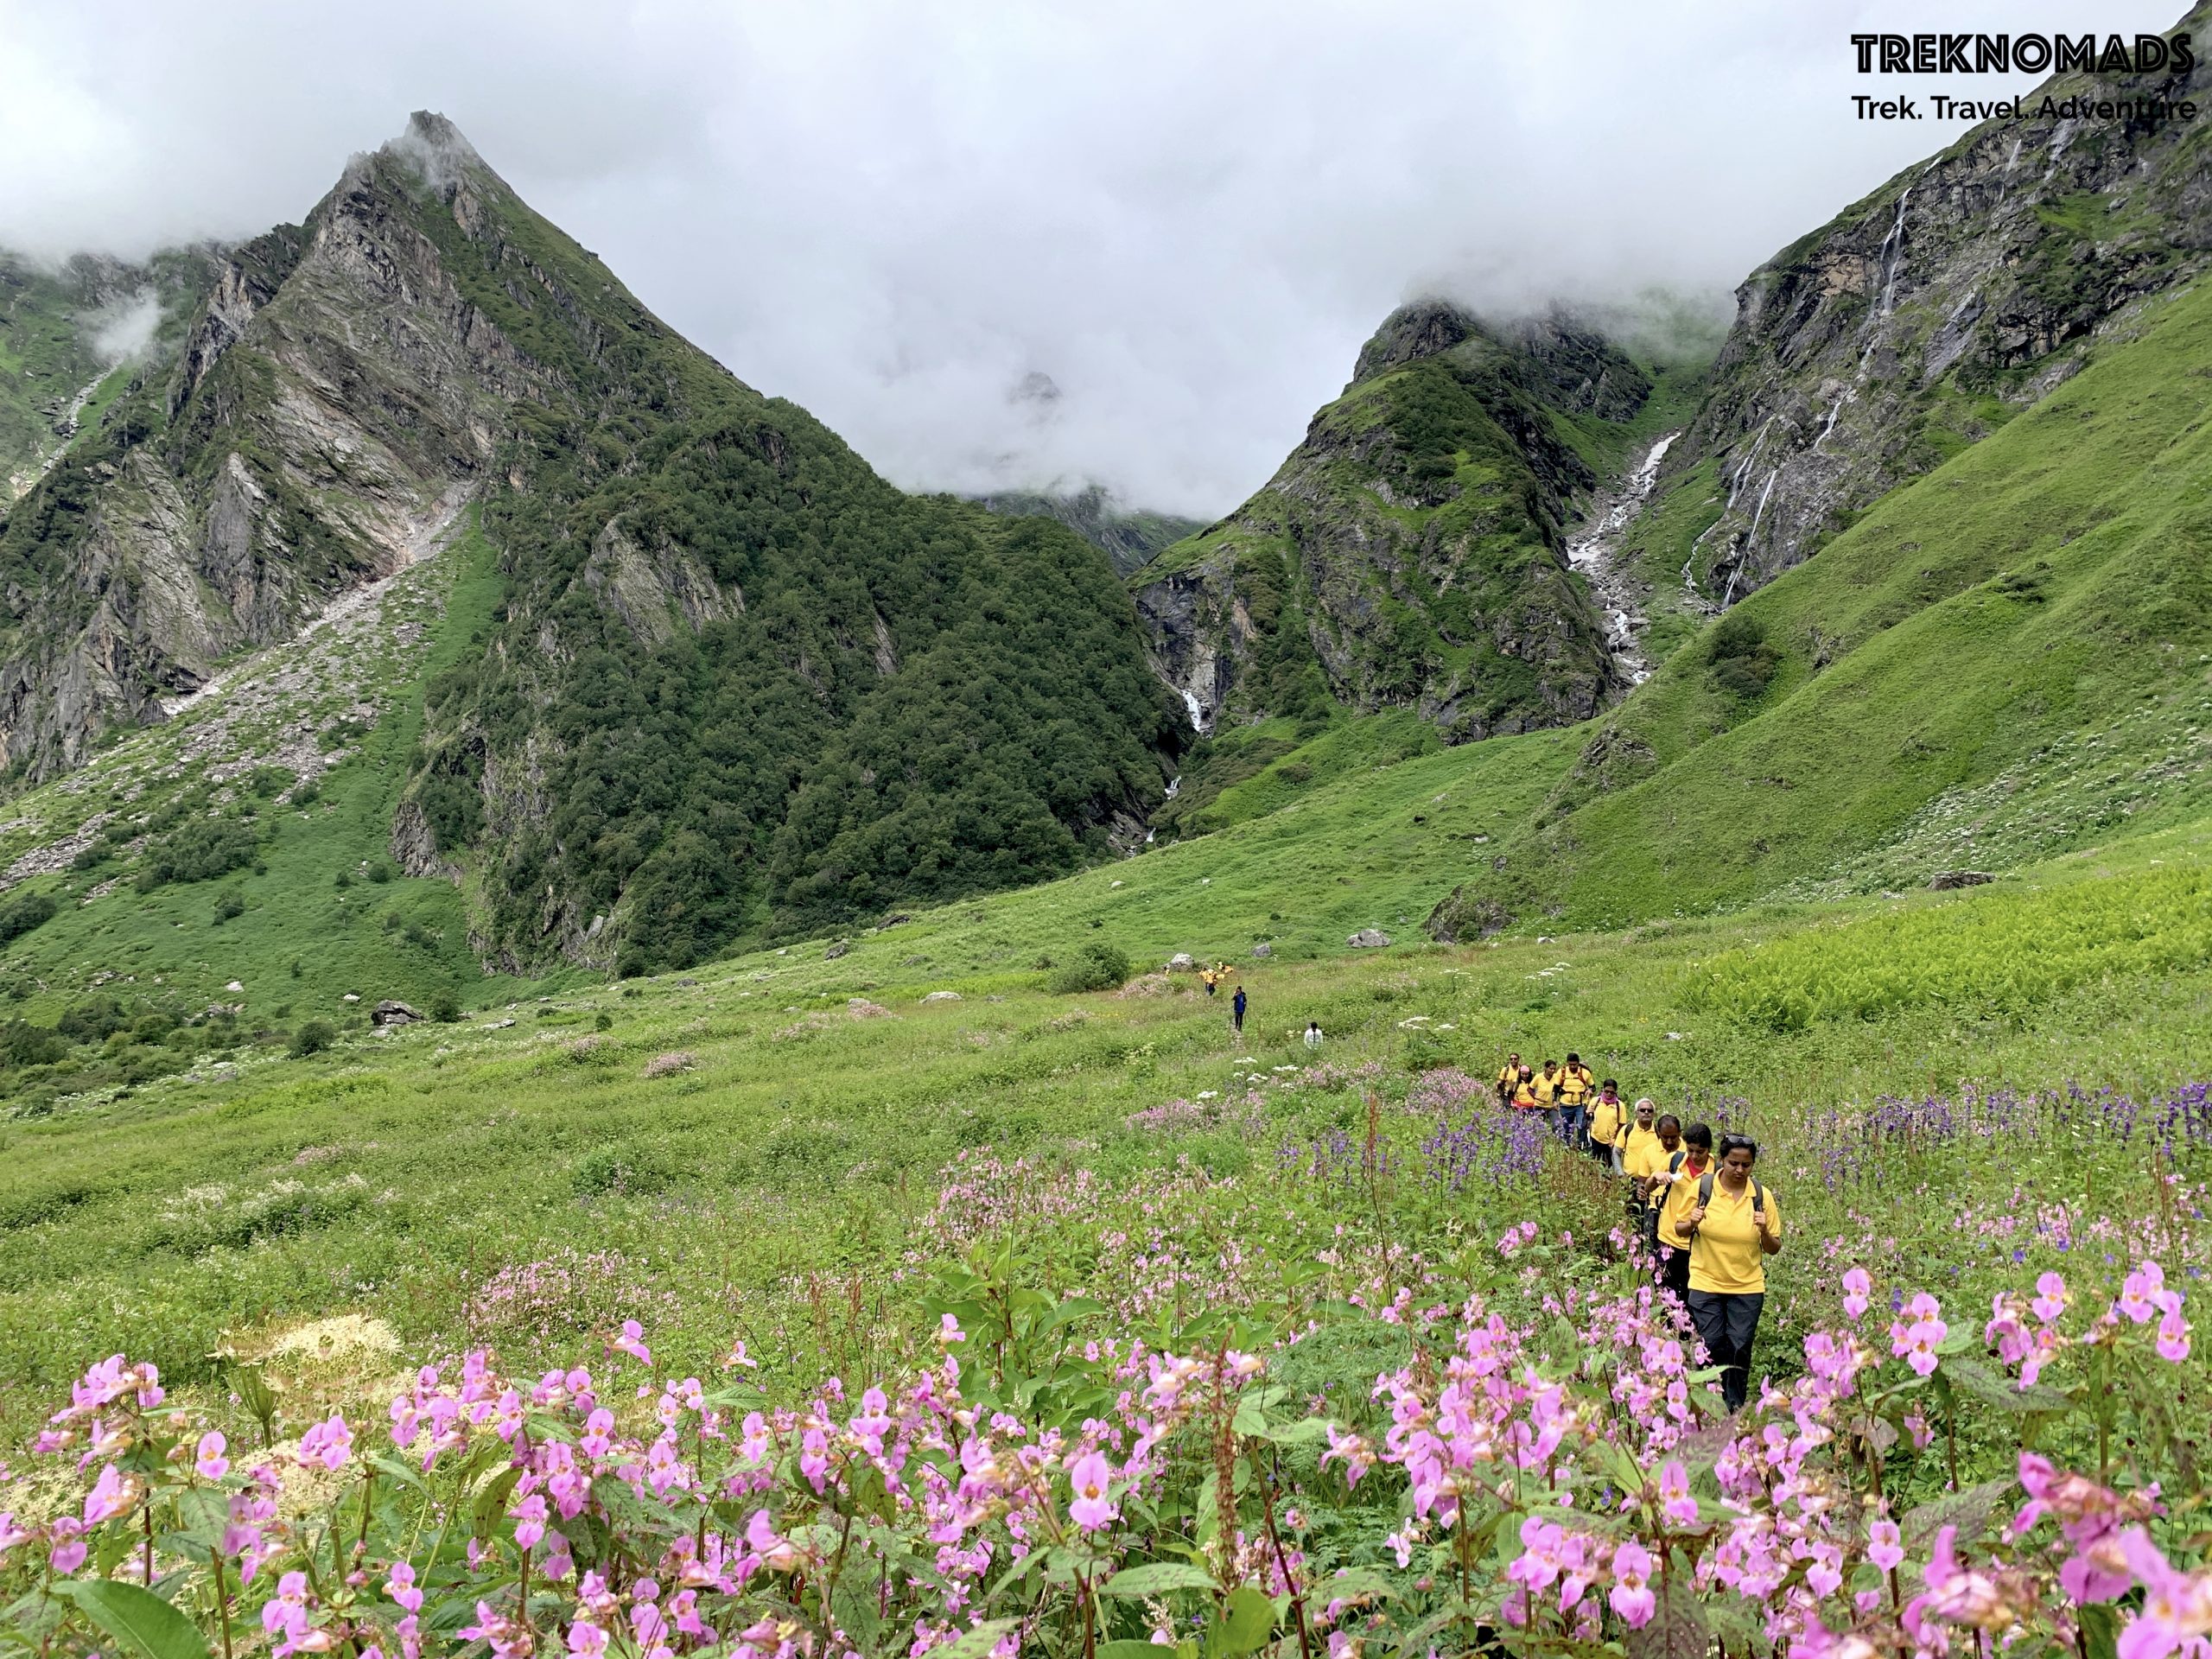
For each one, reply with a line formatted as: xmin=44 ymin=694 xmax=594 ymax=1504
xmin=1686 ymin=1289 xmax=1764 ymax=1414
xmin=1659 ymin=1243 xmax=1690 ymax=1303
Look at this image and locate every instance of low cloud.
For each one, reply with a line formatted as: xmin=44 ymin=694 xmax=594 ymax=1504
xmin=0 ymin=0 xmax=2188 ymax=516
xmin=87 ymin=289 xmax=162 ymax=365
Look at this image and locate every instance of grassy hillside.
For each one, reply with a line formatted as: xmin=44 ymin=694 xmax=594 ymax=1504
xmin=0 ymin=518 xmax=556 ymax=1110
xmin=1430 ymin=275 xmax=2212 ymax=939
xmin=3 ymin=785 xmax=2208 ymax=1447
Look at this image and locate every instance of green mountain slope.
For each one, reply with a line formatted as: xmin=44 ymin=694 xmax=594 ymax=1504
xmin=1129 ymin=306 xmax=1697 ymax=758
xmin=1429 ymin=272 xmax=2212 ymax=940
xmin=972 ymin=484 xmax=1202 ymax=575
xmin=0 ymin=116 xmax=1185 ymax=982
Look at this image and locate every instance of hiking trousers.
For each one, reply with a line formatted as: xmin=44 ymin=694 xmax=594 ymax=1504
xmin=1686 ymin=1289 xmax=1764 ymax=1414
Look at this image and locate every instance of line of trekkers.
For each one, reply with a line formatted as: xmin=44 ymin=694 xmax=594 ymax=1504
xmin=1496 ymin=1052 xmax=1783 ymax=1414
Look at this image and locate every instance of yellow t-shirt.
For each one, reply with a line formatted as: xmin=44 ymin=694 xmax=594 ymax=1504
xmin=1510 ymin=1078 xmax=1541 ymax=1109
xmin=1534 ymin=1068 xmax=1560 ymax=1105
xmin=1557 ymin=1066 xmax=1592 ymax=1106
xmin=1621 ymin=1124 xmax=1666 ymax=1179
xmin=1687 ymin=1178 xmax=1783 ymax=1294
xmin=1651 ymin=1153 xmax=1714 ymax=1247
xmin=1497 ymin=1065 xmax=1521 ymax=1096
xmin=1587 ymin=1096 xmax=1624 ymax=1147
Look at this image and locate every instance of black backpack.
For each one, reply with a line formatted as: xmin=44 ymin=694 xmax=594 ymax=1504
xmin=1695 ymin=1170 xmax=1766 ymax=1211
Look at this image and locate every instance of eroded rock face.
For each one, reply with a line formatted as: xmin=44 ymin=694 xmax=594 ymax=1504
xmin=1671 ymin=22 xmax=2212 ymax=604
xmin=1130 ymin=302 xmax=1632 ymax=744
xmin=0 ymin=112 xmax=553 ymax=783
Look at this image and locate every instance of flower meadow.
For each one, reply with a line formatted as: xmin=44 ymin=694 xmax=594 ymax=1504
xmin=7 ymin=1031 xmax=2212 ymax=1659
xmin=3 ymin=1224 xmax=2208 ymax=1659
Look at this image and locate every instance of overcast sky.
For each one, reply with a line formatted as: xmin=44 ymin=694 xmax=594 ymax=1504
xmin=0 ymin=0 xmax=2188 ymax=516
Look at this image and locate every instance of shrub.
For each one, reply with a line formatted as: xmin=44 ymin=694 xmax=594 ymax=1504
xmin=1707 ymin=610 xmax=1784 ymax=700
xmin=137 ymin=818 xmax=259 ymax=889
xmin=429 ymin=988 xmax=462 ymax=1022
xmin=289 ymin=1020 xmax=336 ymax=1058
xmin=1048 ymin=940 xmax=1132 ymax=995
xmin=212 ymin=888 xmax=245 ymax=925
xmin=570 ymin=1145 xmax=670 ymax=1198
xmin=0 ymin=889 xmax=58 ymax=944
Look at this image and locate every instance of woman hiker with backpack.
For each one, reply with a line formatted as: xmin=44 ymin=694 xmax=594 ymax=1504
xmin=1676 ymin=1134 xmax=1783 ymax=1413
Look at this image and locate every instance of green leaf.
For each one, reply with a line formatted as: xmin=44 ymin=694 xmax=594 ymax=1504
xmin=1624 ymin=1578 xmax=1708 ymax=1659
xmin=1209 ymin=1587 xmax=1274 ymax=1659
xmin=934 ymin=1618 xmax=1020 ymax=1659
xmin=1939 ymin=1355 xmax=2075 ymax=1415
xmin=471 ymin=1464 xmax=522 ymax=1541
xmin=2080 ymin=1603 xmax=2119 ymax=1659
xmin=1102 ymin=1562 xmax=1221 ymax=1598
xmin=1902 ymin=1478 xmax=2014 ymax=1552
xmin=1389 ymin=1605 xmax=1463 ymax=1659
xmin=1101 ymin=1644 xmax=1171 ymax=1659
xmin=371 ymin=1453 xmax=430 ymax=1493
xmin=55 ymin=1580 xmax=212 ymax=1659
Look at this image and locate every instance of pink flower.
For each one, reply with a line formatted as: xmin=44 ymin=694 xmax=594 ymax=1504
xmin=1840 ymin=1268 xmax=1872 ymax=1320
xmin=2031 ymin=1273 xmax=2069 ymax=1323
xmin=385 ymin=1563 xmax=424 ymax=1616
xmin=511 ymin=1491 xmax=548 ymax=1551
xmin=298 ymin=1413 xmax=353 ymax=1471
xmin=2155 ymin=1306 xmax=2191 ymax=1363
xmin=938 ymin=1313 xmax=966 ymax=1344
xmin=1319 ymin=1425 xmax=1372 ymax=1489
xmin=2119 ymin=1263 xmax=2165 ymax=1325
xmin=82 ymin=1463 xmax=136 ymax=1525
xmin=614 ymin=1320 xmax=653 ymax=1366
xmin=1655 ymin=1459 xmax=1697 ymax=1526
xmin=1866 ymin=1518 xmax=1904 ymax=1573
xmin=1068 ymin=1451 xmax=1117 ymax=1532
xmin=1609 ymin=1541 xmax=1656 ymax=1629
xmin=2115 ymin=1527 xmax=2212 ymax=1659
xmin=49 ymin=1526 xmax=88 ymax=1575
xmin=196 ymin=1431 xmax=230 ymax=1480
xmin=566 ymin=1622 xmax=609 ymax=1659
xmin=1893 ymin=1316 xmax=1945 ymax=1377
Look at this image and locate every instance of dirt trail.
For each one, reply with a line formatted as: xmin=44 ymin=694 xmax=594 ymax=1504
xmin=1565 ymin=431 xmax=1678 ymax=687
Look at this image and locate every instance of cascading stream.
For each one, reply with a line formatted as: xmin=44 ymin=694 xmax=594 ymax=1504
xmin=1565 ymin=430 xmax=1680 ymax=687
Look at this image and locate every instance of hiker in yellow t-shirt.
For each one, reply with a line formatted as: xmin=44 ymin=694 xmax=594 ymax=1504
xmin=1679 ymin=1135 xmax=1783 ymax=1413
xmin=1496 ymin=1052 xmax=1523 ymax=1106
xmin=1620 ymin=1098 xmax=1664 ymax=1181
xmin=1555 ymin=1052 xmax=1593 ymax=1146
xmin=1586 ymin=1081 xmax=1626 ymax=1170
xmin=1648 ymin=1122 xmax=1714 ymax=1301
xmin=1508 ymin=1065 xmax=1541 ymax=1110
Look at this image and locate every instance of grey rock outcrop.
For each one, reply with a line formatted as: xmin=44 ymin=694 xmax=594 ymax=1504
xmin=1669 ymin=14 xmax=2212 ymax=606
xmin=0 ymin=112 xmax=556 ymax=785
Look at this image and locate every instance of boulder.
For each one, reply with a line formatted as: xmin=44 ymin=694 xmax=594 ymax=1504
xmin=372 ymin=999 xmax=420 ymax=1027
xmin=1929 ymin=871 xmax=1995 ymax=891
xmin=921 ymin=989 xmax=962 ymax=1003
xmin=1167 ymin=952 xmax=1196 ymax=972
xmin=824 ymin=938 xmax=850 ymax=960
xmin=1251 ymin=942 xmax=1272 ymax=957
xmin=1346 ymin=929 xmax=1392 ymax=949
